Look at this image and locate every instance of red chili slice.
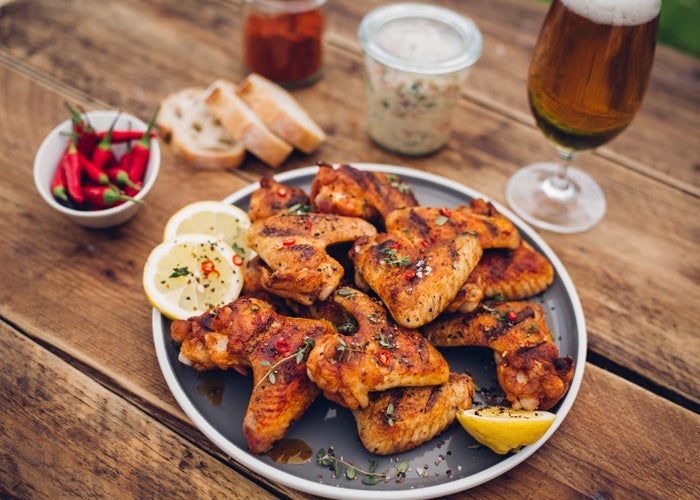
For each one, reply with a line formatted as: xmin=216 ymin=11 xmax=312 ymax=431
xmin=389 ymin=241 xmax=401 ymax=250
xmin=201 ymin=260 xmax=216 ymax=273
xmin=404 ymin=269 xmax=416 ymax=280
xmin=277 ymin=187 xmax=288 ymax=197
xmin=377 ymin=349 xmax=391 ymax=366
xmin=233 ymin=254 xmax=244 ymax=266
xmin=507 ymin=311 xmax=518 ymax=322
xmin=439 ymin=207 xmax=452 ymax=217
xmin=274 ymin=339 xmax=291 ymax=354
xmin=282 ymin=237 xmax=296 ymax=246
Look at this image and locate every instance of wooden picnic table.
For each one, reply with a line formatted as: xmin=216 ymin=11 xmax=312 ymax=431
xmin=1 ymin=0 xmax=698 ymax=498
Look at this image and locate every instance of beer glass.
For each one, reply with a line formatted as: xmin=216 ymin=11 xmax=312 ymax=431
xmin=506 ymin=0 xmax=661 ymax=233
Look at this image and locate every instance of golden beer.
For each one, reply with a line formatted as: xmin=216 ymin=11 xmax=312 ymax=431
xmin=528 ymin=0 xmax=660 ymax=152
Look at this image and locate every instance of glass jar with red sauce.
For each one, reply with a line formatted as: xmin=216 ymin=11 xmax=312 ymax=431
xmin=243 ymin=0 xmax=327 ymax=87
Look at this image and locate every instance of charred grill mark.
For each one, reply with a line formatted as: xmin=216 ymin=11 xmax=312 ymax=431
xmin=407 ymin=209 xmax=432 ymax=238
xmin=342 ymin=163 xmax=371 ymax=190
xmin=425 ymin=384 xmax=443 ymax=410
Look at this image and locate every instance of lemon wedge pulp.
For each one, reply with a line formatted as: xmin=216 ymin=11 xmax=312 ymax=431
xmin=163 ymin=200 xmax=254 ymax=259
xmin=457 ymin=406 xmax=556 ymax=454
xmin=143 ymin=234 xmax=244 ymax=320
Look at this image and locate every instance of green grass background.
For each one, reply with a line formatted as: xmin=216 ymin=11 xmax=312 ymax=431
xmin=538 ymin=0 xmax=700 ymax=58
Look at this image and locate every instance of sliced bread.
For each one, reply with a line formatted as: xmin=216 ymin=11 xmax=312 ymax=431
xmin=205 ymin=79 xmax=293 ymax=168
xmin=157 ymin=87 xmax=246 ymax=170
xmin=236 ymin=73 xmax=327 ymax=154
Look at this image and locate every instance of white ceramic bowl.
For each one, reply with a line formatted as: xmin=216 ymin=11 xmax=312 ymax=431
xmin=33 ymin=110 xmax=160 ymax=229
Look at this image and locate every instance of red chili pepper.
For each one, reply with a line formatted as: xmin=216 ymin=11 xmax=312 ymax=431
xmin=90 ymin=114 xmax=120 ymax=170
xmin=50 ymin=156 xmax=69 ymax=202
xmin=201 ymin=260 xmax=219 ymax=279
xmin=97 ymin=129 xmax=156 ymax=143
xmin=128 ymin=105 xmax=160 ymax=184
xmin=305 ymin=217 xmax=313 ymax=232
xmin=389 ymin=241 xmax=401 ymax=249
xmin=78 ymin=151 xmax=109 ymax=185
xmin=105 ymin=166 xmax=141 ymax=191
xmin=274 ymin=338 xmax=291 ymax=354
xmin=233 ymin=254 xmax=244 ymax=266
xmin=439 ymin=207 xmax=452 ymax=217
xmin=404 ymin=269 xmax=416 ymax=281
xmin=64 ymin=102 xmax=98 ymax=157
xmin=81 ymin=185 xmax=141 ymax=210
xmin=276 ymin=187 xmax=288 ymax=197
xmin=282 ymin=237 xmax=296 ymax=246
xmin=377 ymin=349 xmax=391 ymax=366
xmin=420 ymin=238 xmax=429 ymax=248
xmin=63 ymin=139 xmax=84 ymax=204
xmin=507 ymin=310 xmax=518 ymax=322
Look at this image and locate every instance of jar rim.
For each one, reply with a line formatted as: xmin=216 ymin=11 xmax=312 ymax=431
xmin=358 ymin=2 xmax=483 ymax=75
xmin=246 ymin=0 xmax=327 ymax=14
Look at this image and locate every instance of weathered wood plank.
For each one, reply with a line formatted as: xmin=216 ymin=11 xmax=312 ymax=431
xmin=0 ymin=322 xmax=278 ymax=499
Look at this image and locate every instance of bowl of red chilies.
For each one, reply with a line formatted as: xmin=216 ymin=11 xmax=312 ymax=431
xmin=33 ymin=105 xmax=160 ymax=229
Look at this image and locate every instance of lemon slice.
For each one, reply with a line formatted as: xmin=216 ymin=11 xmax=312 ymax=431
xmin=143 ymin=233 xmax=244 ymax=320
xmin=163 ymin=200 xmax=253 ymax=259
xmin=456 ymin=406 xmax=556 ymax=454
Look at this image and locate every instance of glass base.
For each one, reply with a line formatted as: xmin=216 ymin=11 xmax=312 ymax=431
xmin=505 ymin=162 xmax=606 ymax=234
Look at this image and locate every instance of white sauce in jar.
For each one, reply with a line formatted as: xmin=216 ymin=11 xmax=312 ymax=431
xmin=358 ymin=4 xmax=482 ymax=155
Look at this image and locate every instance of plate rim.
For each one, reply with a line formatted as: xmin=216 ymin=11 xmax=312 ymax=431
xmin=153 ymin=163 xmax=587 ymax=499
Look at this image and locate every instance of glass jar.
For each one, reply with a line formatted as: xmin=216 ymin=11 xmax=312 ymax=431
xmin=358 ymin=3 xmax=482 ymax=156
xmin=243 ymin=0 xmax=327 ymax=87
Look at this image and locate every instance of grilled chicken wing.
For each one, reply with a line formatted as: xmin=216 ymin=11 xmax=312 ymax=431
xmin=245 ymin=213 xmax=376 ymax=305
xmin=310 ymin=163 xmax=419 ymax=224
xmin=352 ymin=373 xmax=475 ymax=455
xmin=306 ymin=287 xmax=450 ymax=410
xmin=350 ymin=232 xmax=482 ymax=328
xmin=170 ymin=297 xmax=337 ymax=453
xmin=447 ymin=240 xmax=555 ymax=313
xmin=384 ymin=199 xmax=521 ymax=250
xmin=422 ymin=301 xmax=574 ymax=411
xmin=248 ymin=175 xmax=311 ymax=222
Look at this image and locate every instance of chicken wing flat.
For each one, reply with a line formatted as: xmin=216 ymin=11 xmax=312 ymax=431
xmin=422 ymin=301 xmax=574 ymax=411
xmin=447 ymin=240 xmax=555 ymax=313
xmin=170 ymin=296 xmax=337 ymax=453
xmin=350 ymin=231 xmax=482 ymax=328
xmin=384 ymin=199 xmax=521 ymax=250
xmin=306 ymin=287 xmax=450 ymax=410
xmin=248 ymin=175 xmax=311 ymax=222
xmin=310 ymin=163 xmax=419 ymax=224
xmin=245 ymin=213 xmax=376 ymax=305
xmin=352 ymin=373 xmax=475 ymax=455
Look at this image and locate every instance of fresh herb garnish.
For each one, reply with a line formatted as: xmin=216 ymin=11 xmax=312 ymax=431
xmin=317 ymin=447 xmax=409 ymax=484
xmin=257 ymin=336 xmax=315 ymax=387
xmin=380 ymin=248 xmax=411 ymax=267
xmin=169 ymin=266 xmax=190 ymax=278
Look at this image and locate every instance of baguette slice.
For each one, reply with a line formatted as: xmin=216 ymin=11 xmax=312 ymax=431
xmin=236 ymin=73 xmax=326 ymax=154
xmin=205 ymin=79 xmax=293 ymax=168
xmin=157 ymin=87 xmax=246 ymax=170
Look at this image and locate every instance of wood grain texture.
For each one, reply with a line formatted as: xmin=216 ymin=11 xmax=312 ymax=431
xmin=0 ymin=322 xmax=276 ymax=499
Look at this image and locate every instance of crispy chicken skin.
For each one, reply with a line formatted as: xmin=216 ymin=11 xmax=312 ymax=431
xmin=447 ymin=240 xmax=555 ymax=313
xmin=170 ymin=297 xmax=337 ymax=453
xmin=350 ymin=232 xmax=482 ymax=328
xmin=306 ymin=287 xmax=450 ymax=410
xmin=245 ymin=213 xmax=376 ymax=305
xmin=422 ymin=301 xmax=574 ymax=411
xmin=384 ymin=200 xmax=521 ymax=250
xmin=352 ymin=373 xmax=475 ymax=455
xmin=248 ymin=175 xmax=311 ymax=222
xmin=310 ymin=163 xmax=419 ymax=224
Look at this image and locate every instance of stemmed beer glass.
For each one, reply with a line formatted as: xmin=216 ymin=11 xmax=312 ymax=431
xmin=506 ymin=0 xmax=661 ymax=233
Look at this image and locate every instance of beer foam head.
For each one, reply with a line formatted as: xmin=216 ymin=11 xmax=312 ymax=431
xmin=561 ymin=0 xmax=660 ymax=26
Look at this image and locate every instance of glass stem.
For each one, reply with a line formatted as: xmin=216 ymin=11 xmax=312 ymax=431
xmin=543 ymin=149 xmax=577 ymax=201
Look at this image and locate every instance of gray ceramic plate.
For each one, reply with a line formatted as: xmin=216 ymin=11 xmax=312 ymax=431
xmin=153 ymin=164 xmax=586 ymax=499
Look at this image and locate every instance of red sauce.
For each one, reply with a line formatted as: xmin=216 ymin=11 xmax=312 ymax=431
xmin=243 ymin=3 xmax=325 ymax=86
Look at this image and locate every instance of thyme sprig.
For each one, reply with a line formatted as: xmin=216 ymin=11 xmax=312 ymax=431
xmin=380 ymin=248 xmax=411 ymax=267
xmin=316 ymin=447 xmax=409 ymax=484
xmin=336 ymin=338 xmax=365 ymax=361
xmin=257 ymin=336 xmax=315 ymax=387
